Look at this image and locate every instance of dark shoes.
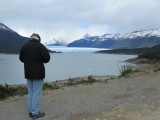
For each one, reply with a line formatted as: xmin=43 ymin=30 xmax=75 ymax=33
xmin=29 ymin=112 xmax=45 ymax=119
xmin=29 ymin=112 xmax=32 ymax=117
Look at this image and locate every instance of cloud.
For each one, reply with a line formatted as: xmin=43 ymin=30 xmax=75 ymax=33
xmin=1 ymin=0 xmax=160 ymax=43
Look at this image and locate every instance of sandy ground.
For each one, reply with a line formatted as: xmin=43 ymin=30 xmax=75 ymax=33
xmin=0 ymin=62 xmax=160 ymax=120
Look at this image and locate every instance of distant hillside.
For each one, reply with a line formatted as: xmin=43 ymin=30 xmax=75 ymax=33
xmin=0 ymin=23 xmax=28 ymax=53
xmin=67 ymin=29 xmax=160 ymax=49
xmin=96 ymin=44 xmax=160 ymax=60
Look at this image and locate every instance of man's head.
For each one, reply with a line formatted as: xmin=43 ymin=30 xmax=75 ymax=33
xmin=30 ymin=33 xmax=41 ymax=42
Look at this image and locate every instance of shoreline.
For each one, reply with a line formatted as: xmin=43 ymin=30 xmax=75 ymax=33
xmin=1 ymin=57 xmax=160 ymax=120
xmin=0 ymin=56 xmax=152 ymax=100
xmin=0 ymin=56 xmax=141 ymax=100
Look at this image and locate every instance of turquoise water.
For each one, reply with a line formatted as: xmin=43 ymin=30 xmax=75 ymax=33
xmin=0 ymin=47 xmax=136 ymax=85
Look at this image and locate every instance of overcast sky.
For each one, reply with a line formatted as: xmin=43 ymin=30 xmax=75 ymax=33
xmin=1 ymin=0 xmax=160 ymax=43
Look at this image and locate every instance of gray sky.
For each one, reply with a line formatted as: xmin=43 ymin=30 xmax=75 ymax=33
xmin=1 ymin=0 xmax=160 ymax=43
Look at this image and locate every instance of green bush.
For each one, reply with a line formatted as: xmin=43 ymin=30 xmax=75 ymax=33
xmin=66 ymin=78 xmax=75 ymax=86
xmin=43 ymin=82 xmax=54 ymax=90
xmin=0 ymin=84 xmax=27 ymax=100
xmin=87 ymin=75 xmax=96 ymax=83
xmin=43 ymin=82 xmax=60 ymax=90
xmin=16 ymin=85 xmax=28 ymax=95
xmin=119 ymin=65 xmax=136 ymax=77
xmin=0 ymin=81 xmax=61 ymax=100
xmin=154 ymin=65 xmax=160 ymax=72
xmin=66 ymin=75 xmax=97 ymax=86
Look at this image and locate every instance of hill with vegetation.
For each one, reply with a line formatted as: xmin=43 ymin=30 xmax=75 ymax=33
xmin=96 ymin=44 xmax=160 ymax=61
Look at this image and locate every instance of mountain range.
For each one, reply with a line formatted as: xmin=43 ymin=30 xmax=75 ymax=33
xmin=1 ymin=22 xmax=160 ymax=53
xmin=0 ymin=22 xmax=28 ymax=53
xmin=67 ymin=29 xmax=160 ymax=49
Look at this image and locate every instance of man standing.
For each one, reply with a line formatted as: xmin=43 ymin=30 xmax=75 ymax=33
xmin=19 ymin=33 xmax=50 ymax=119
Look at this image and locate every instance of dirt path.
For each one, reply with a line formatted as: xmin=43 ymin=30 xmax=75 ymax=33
xmin=0 ymin=64 xmax=160 ymax=120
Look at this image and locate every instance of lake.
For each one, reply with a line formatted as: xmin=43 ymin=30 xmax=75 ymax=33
xmin=0 ymin=47 xmax=137 ymax=85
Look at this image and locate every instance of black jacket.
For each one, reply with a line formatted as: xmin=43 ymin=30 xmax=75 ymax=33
xmin=19 ymin=39 xmax=50 ymax=80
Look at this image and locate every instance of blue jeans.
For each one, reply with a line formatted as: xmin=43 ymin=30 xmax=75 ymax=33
xmin=27 ymin=79 xmax=43 ymax=115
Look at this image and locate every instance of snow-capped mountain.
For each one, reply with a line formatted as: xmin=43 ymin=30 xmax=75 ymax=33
xmin=45 ymin=38 xmax=68 ymax=46
xmin=67 ymin=29 xmax=160 ymax=49
xmin=0 ymin=22 xmax=15 ymax=33
xmin=99 ymin=29 xmax=160 ymax=40
xmin=82 ymin=33 xmax=92 ymax=39
xmin=123 ymin=29 xmax=160 ymax=39
xmin=0 ymin=22 xmax=28 ymax=53
xmin=99 ymin=33 xmax=122 ymax=41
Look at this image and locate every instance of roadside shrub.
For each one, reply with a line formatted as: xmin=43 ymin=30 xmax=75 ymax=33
xmin=66 ymin=75 xmax=97 ymax=86
xmin=77 ymin=75 xmax=97 ymax=84
xmin=43 ymin=82 xmax=54 ymax=90
xmin=119 ymin=64 xmax=136 ymax=77
xmin=154 ymin=65 xmax=160 ymax=72
xmin=16 ymin=85 xmax=28 ymax=95
xmin=87 ymin=75 xmax=96 ymax=83
xmin=43 ymin=82 xmax=60 ymax=90
xmin=67 ymin=78 xmax=75 ymax=86
xmin=53 ymin=81 xmax=60 ymax=89
xmin=0 ymin=84 xmax=27 ymax=100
